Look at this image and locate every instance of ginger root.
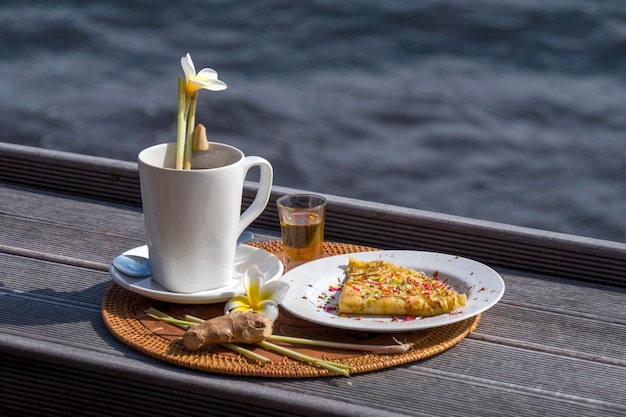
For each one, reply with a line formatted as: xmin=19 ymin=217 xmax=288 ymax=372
xmin=183 ymin=312 xmax=274 ymax=351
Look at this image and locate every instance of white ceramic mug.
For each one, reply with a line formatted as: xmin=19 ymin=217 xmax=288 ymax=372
xmin=138 ymin=142 xmax=273 ymax=293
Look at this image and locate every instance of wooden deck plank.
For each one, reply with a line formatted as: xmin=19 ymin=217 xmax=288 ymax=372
xmin=0 ymin=351 xmax=327 ymax=417
xmin=415 ymin=339 xmax=626 ymax=409
xmin=267 ymin=364 xmax=625 ymax=417
xmin=0 ymin=183 xmax=145 ymax=239
xmin=497 ymin=268 xmax=626 ymax=321
xmin=0 ymin=213 xmax=143 ymax=268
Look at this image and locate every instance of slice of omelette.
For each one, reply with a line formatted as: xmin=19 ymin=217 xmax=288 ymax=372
xmin=338 ymin=257 xmax=467 ymax=317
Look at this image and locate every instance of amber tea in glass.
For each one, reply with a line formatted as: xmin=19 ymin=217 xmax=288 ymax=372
xmin=276 ymin=194 xmax=327 ymax=264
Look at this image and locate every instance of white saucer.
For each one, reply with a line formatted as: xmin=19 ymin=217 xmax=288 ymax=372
xmin=109 ymin=245 xmax=284 ymax=304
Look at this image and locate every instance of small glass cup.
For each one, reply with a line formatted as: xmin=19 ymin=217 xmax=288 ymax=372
xmin=276 ymin=194 xmax=327 ymax=268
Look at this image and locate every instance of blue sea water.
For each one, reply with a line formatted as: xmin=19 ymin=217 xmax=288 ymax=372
xmin=1 ymin=0 xmax=625 ymax=242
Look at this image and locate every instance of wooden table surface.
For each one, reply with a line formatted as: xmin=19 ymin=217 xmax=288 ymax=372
xmin=0 ymin=145 xmax=625 ymax=417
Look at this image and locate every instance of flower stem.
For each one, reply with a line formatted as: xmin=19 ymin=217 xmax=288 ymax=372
xmin=175 ymin=77 xmax=187 ymax=169
xmin=183 ymin=91 xmax=198 ymax=169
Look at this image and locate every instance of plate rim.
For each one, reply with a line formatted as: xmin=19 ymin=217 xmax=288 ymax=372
xmin=279 ymin=250 xmax=505 ymax=332
xmin=109 ymin=244 xmax=284 ymax=304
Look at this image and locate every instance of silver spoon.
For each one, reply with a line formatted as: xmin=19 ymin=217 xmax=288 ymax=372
xmin=112 ymin=231 xmax=255 ymax=277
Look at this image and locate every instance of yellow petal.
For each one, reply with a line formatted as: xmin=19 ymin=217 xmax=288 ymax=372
xmin=243 ymin=266 xmax=263 ymax=305
xmin=224 ymin=295 xmax=252 ymax=315
xmin=230 ymin=305 xmax=252 ymax=314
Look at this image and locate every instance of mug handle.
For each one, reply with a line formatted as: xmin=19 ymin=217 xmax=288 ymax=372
xmin=238 ymin=156 xmax=273 ymax=235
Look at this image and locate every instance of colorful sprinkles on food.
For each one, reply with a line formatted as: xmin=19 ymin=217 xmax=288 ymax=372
xmin=320 ymin=274 xmax=433 ymax=322
xmin=337 ymin=257 xmax=467 ymax=317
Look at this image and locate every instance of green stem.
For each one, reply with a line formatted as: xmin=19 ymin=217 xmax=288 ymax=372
xmin=268 ymin=335 xmax=411 ymax=354
xmin=222 ymin=343 xmax=271 ymax=363
xmin=257 ymin=340 xmax=350 ymax=377
xmin=183 ymin=92 xmax=198 ymax=169
xmin=146 ymin=308 xmax=192 ymax=329
xmin=175 ymin=77 xmax=187 ymax=170
xmin=184 ymin=314 xmax=206 ymax=324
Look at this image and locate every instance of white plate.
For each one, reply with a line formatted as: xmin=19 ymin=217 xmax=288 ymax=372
xmin=279 ymin=250 xmax=505 ymax=332
xmin=109 ymin=245 xmax=284 ymax=304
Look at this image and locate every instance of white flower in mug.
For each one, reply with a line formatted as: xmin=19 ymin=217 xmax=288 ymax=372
xmin=175 ymin=53 xmax=227 ymax=170
xmin=180 ymin=53 xmax=227 ymax=95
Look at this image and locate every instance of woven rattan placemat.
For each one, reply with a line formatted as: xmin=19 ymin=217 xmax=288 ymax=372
xmin=102 ymin=241 xmax=480 ymax=378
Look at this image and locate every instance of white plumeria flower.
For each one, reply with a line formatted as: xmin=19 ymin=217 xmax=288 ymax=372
xmin=224 ymin=266 xmax=289 ymax=321
xmin=180 ymin=53 xmax=227 ymax=95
